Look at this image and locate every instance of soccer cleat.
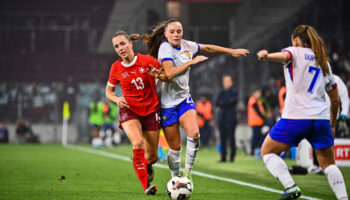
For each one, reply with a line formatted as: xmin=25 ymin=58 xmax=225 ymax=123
xmin=278 ymin=184 xmax=301 ymax=200
xmin=147 ymin=163 xmax=154 ymax=183
xmin=144 ymin=184 xmax=157 ymax=195
xmin=183 ymin=171 xmax=194 ymax=189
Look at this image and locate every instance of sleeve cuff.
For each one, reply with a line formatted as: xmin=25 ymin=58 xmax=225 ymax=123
xmin=282 ymin=49 xmax=293 ymax=60
xmin=197 ymin=44 xmax=200 ymax=54
xmin=107 ymin=82 xmax=116 ymax=87
xmin=161 ymin=58 xmax=174 ymax=62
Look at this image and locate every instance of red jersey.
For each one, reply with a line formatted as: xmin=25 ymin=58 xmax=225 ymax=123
xmin=107 ymin=53 xmax=161 ymax=116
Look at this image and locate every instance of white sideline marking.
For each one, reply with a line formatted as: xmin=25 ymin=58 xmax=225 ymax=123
xmin=66 ymin=145 xmax=321 ymax=200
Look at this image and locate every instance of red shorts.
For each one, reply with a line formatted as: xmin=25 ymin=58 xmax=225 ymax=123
xmin=119 ymin=108 xmax=161 ymax=131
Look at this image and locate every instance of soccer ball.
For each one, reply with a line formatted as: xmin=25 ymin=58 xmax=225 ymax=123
xmin=166 ymin=176 xmax=193 ymax=200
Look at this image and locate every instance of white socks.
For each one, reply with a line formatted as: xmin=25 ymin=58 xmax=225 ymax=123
xmin=324 ymin=165 xmax=348 ymax=200
xmin=263 ymin=153 xmax=295 ymax=189
xmin=263 ymin=154 xmax=348 ymax=199
xmin=167 ymin=136 xmax=200 ymax=176
xmin=168 ymin=148 xmax=181 ymax=177
xmin=184 ymin=136 xmax=200 ymax=173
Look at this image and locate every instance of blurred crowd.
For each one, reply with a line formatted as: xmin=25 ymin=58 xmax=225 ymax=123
xmin=88 ymin=98 xmax=122 ymax=148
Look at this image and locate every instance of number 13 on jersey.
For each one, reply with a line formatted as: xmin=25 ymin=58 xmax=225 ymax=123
xmin=131 ymin=77 xmax=144 ymax=90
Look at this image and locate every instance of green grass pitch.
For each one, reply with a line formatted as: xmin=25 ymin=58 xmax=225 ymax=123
xmin=0 ymin=144 xmax=349 ymax=199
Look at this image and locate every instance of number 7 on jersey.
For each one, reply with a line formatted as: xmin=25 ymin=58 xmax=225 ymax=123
xmin=307 ymin=66 xmax=320 ymax=93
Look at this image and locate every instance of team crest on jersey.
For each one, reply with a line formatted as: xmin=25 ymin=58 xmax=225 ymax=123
xmin=122 ymin=72 xmax=129 ymax=78
xmin=139 ymin=67 xmax=145 ymax=73
xmin=184 ymin=51 xmax=191 ymax=59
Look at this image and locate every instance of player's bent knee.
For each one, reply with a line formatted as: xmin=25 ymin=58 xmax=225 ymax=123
xmin=169 ymin=143 xmax=181 ymax=151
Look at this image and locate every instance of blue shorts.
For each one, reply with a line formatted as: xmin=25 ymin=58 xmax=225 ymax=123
xmin=269 ymin=119 xmax=334 ymax=149
xmin=161 ymin=95 xmax=196 ymax=127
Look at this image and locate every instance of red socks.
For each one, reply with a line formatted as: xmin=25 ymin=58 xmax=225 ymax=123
xmin=132 ymin=149 xmax=148 ymax=191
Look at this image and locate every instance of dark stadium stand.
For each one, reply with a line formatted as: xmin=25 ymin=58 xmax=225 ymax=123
xmin=0 ymin=0 xmax=116 ymax=122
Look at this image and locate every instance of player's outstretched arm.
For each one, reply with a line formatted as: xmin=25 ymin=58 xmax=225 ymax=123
xmin=163 ymin=55 xmax=208 ymax=80
xmin=199 ymin=44 xmax=249 ymax=57
xmin=105 ymin=84 xmax=129 ymax=108
xmin=257 ymin=50 xmax=291 ymax=64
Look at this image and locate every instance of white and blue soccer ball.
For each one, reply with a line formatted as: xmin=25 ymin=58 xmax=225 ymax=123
xmin=166 ymin=176 xmax=193 ymax=200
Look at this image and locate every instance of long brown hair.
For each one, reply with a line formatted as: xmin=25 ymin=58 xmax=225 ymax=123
xmin=292 ymin=25 xmax=330 ymax=75
xmin=140 ymin=19 xmax=181 ymax=59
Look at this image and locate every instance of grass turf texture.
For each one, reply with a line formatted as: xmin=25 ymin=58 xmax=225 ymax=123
xmin=0 ymin=144 xmax=349 ymax=200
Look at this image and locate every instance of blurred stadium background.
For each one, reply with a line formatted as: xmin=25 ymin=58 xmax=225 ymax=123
xmin=1 ymin=0 xmax=349 ymax=144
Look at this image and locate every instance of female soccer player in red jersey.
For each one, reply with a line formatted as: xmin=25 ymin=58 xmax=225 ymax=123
xmin=105 ymin=30 xmax=206 ymax=195
xmin=105 ymin=30 xmax=162 ymax=195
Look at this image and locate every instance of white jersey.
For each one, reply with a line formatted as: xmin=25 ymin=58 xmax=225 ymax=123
xmin=157 ymin=39 xmax=200 ymax=108
xmin=281 ymin=47 xmax=337 ymax=119
xmin=326 ymin=75 xmax=350 ymax=117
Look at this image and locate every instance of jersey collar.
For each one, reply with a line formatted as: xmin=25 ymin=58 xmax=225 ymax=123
xmin=121 ymin=54 xmax=138 ymax=67
xmin=166 ymin=40 xmax=181 ymax=50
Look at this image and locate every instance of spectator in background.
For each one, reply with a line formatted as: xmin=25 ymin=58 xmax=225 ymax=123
xmin=102 ymin=100 xmax=120 ymax=147
xmin=196 ymin=96 xmax=213 ymax=146
xmin=216 ymin=75 xmax=238 ymax=162
xmin=0 ymin=123 xmax=9 ymax=143
xmin=15 ymin=119 xmax=39 ymax=143
xmin=278 ymin=85 xmax=286 ymax=115
xmin=89 ymin=97 xmax=104 ymax=148
xmin=247 ymin=89 xmax=266 ymax=158
xmin=331 ymin=74 xmax=349 ymax=138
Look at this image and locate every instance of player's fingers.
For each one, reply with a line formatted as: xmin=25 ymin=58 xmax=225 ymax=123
xmin=201 ymin=56 xmax=208 ymax=61
xmin=120 ymin=101 xmax=129 ymax=108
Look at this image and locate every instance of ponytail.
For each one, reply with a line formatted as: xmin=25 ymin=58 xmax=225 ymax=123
xmin=113 ymin=30 xmax=141 ymax=42
xmin=129 ymin=34 xmax=141 ymax=41
xmin=292 ymin=25 xmax=330 ymax=75
xmin=140 ymin=19 xmax=180 ymax=59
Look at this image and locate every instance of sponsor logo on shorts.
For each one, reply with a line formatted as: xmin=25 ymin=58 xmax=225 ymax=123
xmin=121 ymin=113 xmax=128 ymax=121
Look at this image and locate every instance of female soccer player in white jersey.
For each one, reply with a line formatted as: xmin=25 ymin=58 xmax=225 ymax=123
xmin=139 ymin=19 xmax=249 ymax=185
xmin=257 ymin=25 xmax=348 ymax=200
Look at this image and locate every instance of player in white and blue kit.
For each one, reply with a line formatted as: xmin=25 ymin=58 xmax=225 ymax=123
xmin=257 ymin=25 xmax=348 ymax=200
xmin=141 ymin=19 xmax=249 ymax=185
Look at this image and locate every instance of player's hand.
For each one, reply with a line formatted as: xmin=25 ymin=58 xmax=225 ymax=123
xmin=230 ymin=49 xmax=250 ymax=57
xmin=257 ymin=50 xmax=268 ymax=61
xmin=147 ymin=65 xmax=160 ymax=78
xmin=116 ymin=97 xmax=129 ymax=108
xmin=191 ymin=55 xmax=208 ymax=65
xmin=340 ymin=114 xmax=347 ymax=121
